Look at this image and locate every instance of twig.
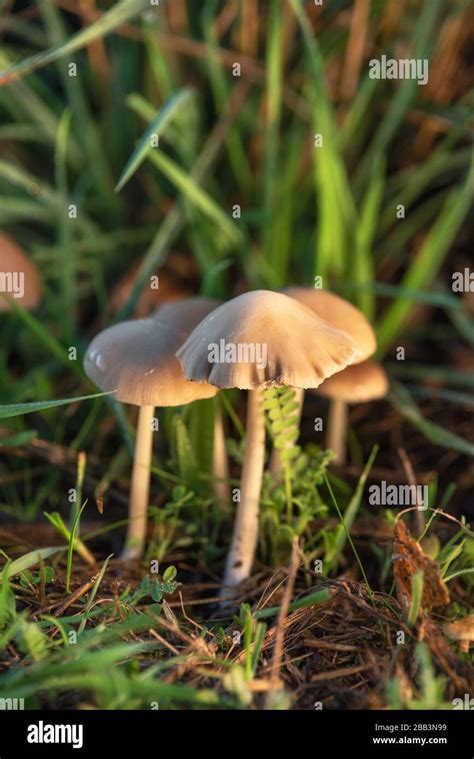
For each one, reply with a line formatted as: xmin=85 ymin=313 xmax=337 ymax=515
xmin=265 ymin=537 xmax=300 ymax=706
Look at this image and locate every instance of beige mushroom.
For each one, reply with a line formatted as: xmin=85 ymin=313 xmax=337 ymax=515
xmin=0 ymin=232 xmax=42 ymax=311
xmin=272 ymin=287 xmax=377 ymax=470
xmin=444 ymin=614 xmax=474 ymax=653
xmin=317 ymin=361 xmax=389 ymax=464
xmin=282 ymin=287 xmax=376 ymax=360
xmin=176 ymin=290 xmax=360 ymax=590
xmin=84 ymin=318 xmax=217 ymax=560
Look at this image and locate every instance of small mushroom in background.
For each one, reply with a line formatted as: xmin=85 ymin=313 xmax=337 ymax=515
xmin=270 ymin=286 xmax=376 ymax=474
xmin=153 ymin=297 xmax=230 ymax=509
xmin=84 ymin=317 xmax=217 ymax=560
xmin=0 ymin=232 xmax=42 ymax=311
xmin=443 ymin=615 xmax=474 ymax=654
xmin=316 ymin=361 xmax=388 ymax=465
xmin=176 ymin=290 xmax=360 ymax=592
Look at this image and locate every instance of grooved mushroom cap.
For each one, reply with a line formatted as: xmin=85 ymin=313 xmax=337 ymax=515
xmin=443 ymin=615 xmax=474 ymax=642
xmin=0 ymin=233 xmax=42 ymax=311
xmin=154 ymin=296 xmax=221 ymax=333
xmin=84 ymin=318 xmax=218 ymax=406
xmin=176 ymin=290 xmax=360 ymax=390
xmin=282 ymin=287 xmax=376 ymax=362
xmin=316 ymin=361 xmax=389 ymax=403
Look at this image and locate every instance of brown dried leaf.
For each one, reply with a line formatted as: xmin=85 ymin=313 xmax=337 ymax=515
xmin=393 ymin=519 xmax=450 ymax=612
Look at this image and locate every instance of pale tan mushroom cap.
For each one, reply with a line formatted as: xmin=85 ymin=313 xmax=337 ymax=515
xmin=444 ymin=615 xmax=474 ymax=642
xmin=316 ymin=361 xmax=388 ymax=403
xmin=283 ymin=287 xmax=376 ymax=362
xmin=176 ymin=290 xmax=360 ymax=390
xmin=0 ymin=233 xmax=42 ymax=311
xmin=84 ymin=318 xmax=218 ymax=406
xmin=153 ymin=296 xmax=221 ymax=333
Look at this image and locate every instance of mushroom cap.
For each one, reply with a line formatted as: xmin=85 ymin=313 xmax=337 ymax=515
xmin=84 ymin=318 xmax=218 ymax=406
xmin=316 ymin=361 xmax=389 ymax=403
xmin=282 ymin=287 xmax=376 ymax=362
xmin=154 ymin=296 xmax=221 ymax=333
xmin=0 ymin=232 xmax=42 ymax=311
xmin=443 ymin=615 xmax=474 ymax=642
xmin=176 ymin=290 xmax=360 ymax=390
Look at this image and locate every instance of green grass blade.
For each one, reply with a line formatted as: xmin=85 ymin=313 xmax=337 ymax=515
xmin=407 ymin=570 xmax=424 ymax=628
xmin=66 ymin=502 xmax=88 ymax=593
xmin=262 ymin=0 xmax=283 ymax=264
xmin=255 ymin=588 xmax=332 ymax=619
xmin=0 ymin=392 xmax=113 ymax=419
xmin=116 ymin=88 xmax=195 ymax=192
xmin=148 ymin=147 xmax=242 ymax=247
xmin=0 ymin=548 xmax=65 ymax=582
xmin=0 ymin=0 xmax=150 ymax=84
xmin=54 ymin=108 xmax=75 ymax=337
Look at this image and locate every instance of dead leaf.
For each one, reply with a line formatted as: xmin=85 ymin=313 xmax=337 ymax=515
xmin=393 ymin=519 xmax=450 ymax=613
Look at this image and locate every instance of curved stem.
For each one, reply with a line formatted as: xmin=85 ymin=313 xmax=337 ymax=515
xmin=212 ymin=399 xmax=230 ymax=510
xmin=121 ymin=404 xmax=155 ymax=560
xmin=327 ymin=398 xmax=347 ymax=465
xmin=269 ymin=388 xmax=304 ymax=481
xmin=222 ymin=389 xmax=265 ymax=590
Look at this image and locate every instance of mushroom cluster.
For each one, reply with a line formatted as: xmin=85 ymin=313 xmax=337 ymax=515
xmin=84 ymin=286 xmax=387 ymax=595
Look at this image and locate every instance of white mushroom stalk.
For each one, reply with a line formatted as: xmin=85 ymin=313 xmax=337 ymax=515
xmin=317 ymin=362 xmax=389 ymax=465
xmin=223 ymin=389 xmax=265 ymax=586
xmin=176 ymin=290 xmax=361 ymax=593
xmin=326 ymin=397 xmax=347 ymax=466
xmin=122 ymin=404 xmax=155 ymax=559
xmin=83 ymin=317 xmax=217 ymax=561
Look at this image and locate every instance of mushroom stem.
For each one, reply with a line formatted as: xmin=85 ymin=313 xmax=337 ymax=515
xmin=269 ymin=388 xmax=304 ymax=480
xmin=121 ymin=404 xmax=155 ymax=560
xmin=212 ymin=400 xmax=230 ymax=510
xmin=222 ymin=389 xmax=265 ymax=590
xmin=327 ymin=398 xmax=347 ymax=465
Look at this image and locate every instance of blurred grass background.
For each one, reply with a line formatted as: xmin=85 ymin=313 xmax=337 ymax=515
xmin=0 ymin=0 xmax=472 ymax=712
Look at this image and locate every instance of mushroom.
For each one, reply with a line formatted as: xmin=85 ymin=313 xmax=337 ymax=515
xmin=154 ymin=296 xmax=221 ymax=333
xmin=270 ymin=287 xmax=377 ymax=472
xmin=282 ymin=288 xmax=376 ymax=359
xmin=176 ymin=290 xmax=360 ymax=590
xmin=0 ymin=232 xmax=42 ymax=311
xmin=153 ymin=297 xmax=230 ymax=509
xmin=444 ymin=615 xmax=474 ymax=653
xmin=84 ymin=318 xmax=217 ymax=560
xmin=316 ymin=361 xmax=389 ymax=464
